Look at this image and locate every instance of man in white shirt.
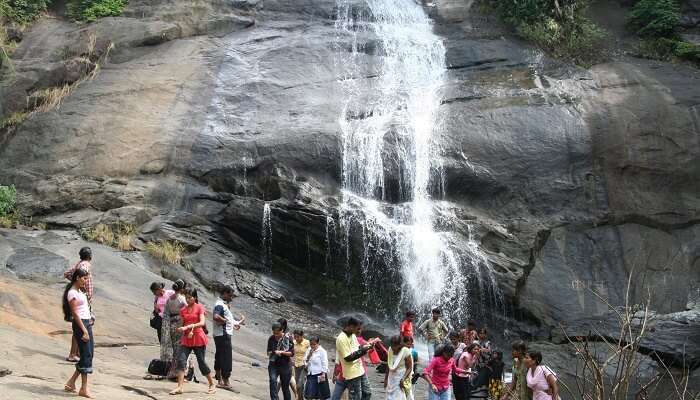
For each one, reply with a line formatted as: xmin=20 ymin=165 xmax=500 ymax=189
xmin=212 ymin=286 xmax=245 ymax=389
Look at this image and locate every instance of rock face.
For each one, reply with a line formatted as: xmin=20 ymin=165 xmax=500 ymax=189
xmin=4 ymin=246 xmax=69 ymax=283
xmin=1 ymin=0 xmax=699 ymax=379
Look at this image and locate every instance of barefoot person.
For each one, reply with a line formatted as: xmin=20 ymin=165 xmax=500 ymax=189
xmin=268 ymin=322 xmax=294 ymax=400
xmin=63 ymin=247 xmax=93 ymax=363
xmin=170 ymin=288 xmax=216 ymax=395
xmin=62 ymin=268 xmax=94 ymax=398
xmin=213 ymin=285 xmax=244 ymax=389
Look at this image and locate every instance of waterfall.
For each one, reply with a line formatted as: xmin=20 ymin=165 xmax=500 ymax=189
xmin=261 ymin=203 xmax=273 ymax=271
xmin=335 ymin=0 xmax=499 ymax=320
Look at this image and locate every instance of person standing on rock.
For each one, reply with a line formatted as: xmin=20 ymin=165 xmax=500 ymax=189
xmin=293 ymin=329 xmax=311 ymax=400
xmin=334 ymin=317 xmax=377 ymax=400
xmin=524 ymin=351 xmax=559 ymax=400
xmin=151 ymin=282 xmax=174 ymax=344
xmin=384 ymin=335 xmax=413 ymax=400
xmin=418 ymin=308 xmax=449 ymax=360
xmin=62 ymin=268 xmax=94 ymax=398
xmin=161 ymin=279 xmax=187 ymax=379
xmin=170 ymin=288 xmax=216 ymax=395
xmin=63 ymin=247 xmax=93 ymax=363
xmin=500 ymin=341 xmax=532 ymax=400
xmin=400 ymin=311 xmax=415 ymax=340
xmin=268 ymin=322 xmax=295 ymax=400
xmin=213 ymin=286 xmax=245 ymax=389
xmin=422 ymin=344 xmax=465 ymax=400
xmin=303 ymin=336 xmax=330 ymax=400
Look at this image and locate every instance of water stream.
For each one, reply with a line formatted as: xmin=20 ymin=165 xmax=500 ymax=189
xmin=334 ymin=0 xmax=500 ymax=321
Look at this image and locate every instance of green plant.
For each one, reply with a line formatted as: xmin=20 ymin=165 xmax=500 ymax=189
xmin=0 ymin=184 xmax=17 ymax=216
xmin=673 ymin=41 xmax=700 ymax=63
xmin=628 ymin=0 xmax=680 ymax=38
xmin=2 ymin=0 xmax=51 ymax=23
xmin=66 ymin=0 xmax=127 ymax=22
xmin=145 ymin=240 xmax=186 ymax=265
xmin=635 ymin=37 xmax=678 ymax=60
xmin=0 ymin=111 xmax=27 ymax=129
xmin=487 ymin=0 xmax=606 ymax=66
xmin=80 ymin=223 xmax=115 ymax=245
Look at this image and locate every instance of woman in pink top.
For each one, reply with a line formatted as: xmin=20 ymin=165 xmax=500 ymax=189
xmin=150 ymin=282 xmax=175 ymax=344
xmin=453 ymin=343 xmax=480 ymax=400
xmin=524 ymin=351 xmax=560 ymax=400
xmin=422 ymin=344 xmax=466 ymax=400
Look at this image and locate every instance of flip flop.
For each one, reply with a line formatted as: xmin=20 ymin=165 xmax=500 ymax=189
xmin=169 ymin=388 xmax=183 ymax=395
xmin=207 ymin=386 xmax=216 ymax=394
xmin=64 ymin=384 xmax=76 ymax=393
xmin=143 ymin=375 xmax=154 ymax=380
xmin=66 ymin=357 xmax=80 ymax=363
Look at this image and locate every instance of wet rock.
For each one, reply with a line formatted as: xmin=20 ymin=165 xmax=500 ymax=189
xmin=5 ymin=247 xmax=69 ymax=283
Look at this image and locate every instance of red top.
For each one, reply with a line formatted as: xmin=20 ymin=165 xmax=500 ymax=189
xmin=180 ymin=303 xmax=208 ymax=347
xmin=400 ymin=320 xmax=414 ymax=338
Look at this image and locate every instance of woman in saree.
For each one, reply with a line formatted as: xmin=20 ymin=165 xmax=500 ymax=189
xmin=384 ymin=336 xmax=414 ymax=400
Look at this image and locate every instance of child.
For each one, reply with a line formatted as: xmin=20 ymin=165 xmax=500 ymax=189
xmin=488 ymin=351 xmax=505 ymax=400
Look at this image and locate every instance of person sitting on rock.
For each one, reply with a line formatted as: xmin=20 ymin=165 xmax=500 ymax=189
xmin=63 ymin=247 xmax=93 ymax=363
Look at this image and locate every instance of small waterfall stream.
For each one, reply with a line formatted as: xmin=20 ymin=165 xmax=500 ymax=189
xmin=334 ymin=0 xmax=500 ymax=320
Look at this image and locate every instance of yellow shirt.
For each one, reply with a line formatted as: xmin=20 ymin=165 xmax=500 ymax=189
xmin=335 ymin=332 xmax=365 ymax=380
xmin=294 ymin=339 xmax=310 ymax=367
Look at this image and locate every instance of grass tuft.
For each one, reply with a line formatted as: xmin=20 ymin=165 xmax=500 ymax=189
xmin=145 ymin=240 xmax=186 ymax=266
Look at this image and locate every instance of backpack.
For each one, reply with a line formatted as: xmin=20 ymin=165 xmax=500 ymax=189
xmin=147 ymin=359 xmax=169 ymax=376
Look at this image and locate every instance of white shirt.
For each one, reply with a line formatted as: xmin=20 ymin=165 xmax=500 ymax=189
xmin=304 ymin=346 xmax=329 ymax=376
xmin=67 ymin=289 xmax=91 ymax=320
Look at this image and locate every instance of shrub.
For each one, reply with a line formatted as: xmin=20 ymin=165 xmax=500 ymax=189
xmin=0 ymin=184 xmax=17 ymax=216
xmin=1 ymin=0 xmax=51 ymax=23
xmin=635 ymin=36 xmax=678 ymax=60
xmin=81 ymin=223 xmax=115 ymax=245
xmin=145 ymin=240 xmax=186 ymax=265
xmin=489 ymin=0 xmax=606 ymax=66
xmin=66 ymin=0 xmax=127 ymax=22
xmin=628 ymin=0 xmax=680 ymax=38
xmin=674 ymin=41 xmax=700 ymax=63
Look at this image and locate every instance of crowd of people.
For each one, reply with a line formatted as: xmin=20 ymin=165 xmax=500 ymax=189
xmin=59 ymin=248 xmax=560 ymax=400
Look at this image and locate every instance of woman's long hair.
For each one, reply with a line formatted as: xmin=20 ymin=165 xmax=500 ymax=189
xmin=62 ymin=268 xmax=90 ymax=322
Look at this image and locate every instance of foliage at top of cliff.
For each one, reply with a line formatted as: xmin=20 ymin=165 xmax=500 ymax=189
xmin=486 ymin=0 xmax=606 ymax=66
xmin=67 ymin=0 xmax=127 ymax=22
xmin=0 ymin=0 xmax=50 ymax=23
xmin=627 ymin=0 xmax=680 ymax=37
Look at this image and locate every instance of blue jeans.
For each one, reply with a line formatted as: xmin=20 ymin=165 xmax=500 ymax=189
xmin=72 ymin=319 xmax=94 ymax=374
xmin=429 ymin=385 xmax=452 ymax=400
xmin=428 ymin=341 xmax=439 ymax=360
xmin=331 ymin=378 xmax=347 ymax=400
xmin=345 ymin=373 xmax=371 ymax=400
xmin=269 ymin=363 xmax=292 ymax=400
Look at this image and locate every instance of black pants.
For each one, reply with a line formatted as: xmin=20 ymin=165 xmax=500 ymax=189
xmin=176 ymin=346 xmax=211 ymax=376
xmin=214 ymin=334 xmax=232 ymax=379
xmin=453 ymin=374 xmax=469 ymax=400
xmin=269 ymin=364 xmax=292 ymax=400
xmin=72 ymin=319 xmax=94 ymax=374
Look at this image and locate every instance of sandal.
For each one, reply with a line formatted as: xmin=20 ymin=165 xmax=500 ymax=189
xmin=66 ymin=357 xmax=80 ymax=363
xmin=143 ymin=375 xmax=154 ymax=380
xmin=169 ymin=388 xmax=183 ymax=396
xmin=207 ymin=386 xmax=216 ymax=394
xmin=64 ymin=384 xmax=77 ymax=393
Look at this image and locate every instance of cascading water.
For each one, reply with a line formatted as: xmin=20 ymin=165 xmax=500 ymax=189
xmin=334 ymin=0 xmax=501 ymax=321
xmin=261 ymin=203 xmax=273 ymax=272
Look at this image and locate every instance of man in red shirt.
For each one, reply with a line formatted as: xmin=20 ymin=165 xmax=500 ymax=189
xmin=400 ymin=311 xmax=416 ymax=339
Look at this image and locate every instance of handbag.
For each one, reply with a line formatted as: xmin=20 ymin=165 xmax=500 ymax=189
xmin=148 ymin=359 xmax=168 ymax=376
xmin=150 ymin=311 xmax=162 ymax=331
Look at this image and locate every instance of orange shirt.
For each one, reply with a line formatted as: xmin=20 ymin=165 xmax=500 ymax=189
xmin=400 ymin=320 xmax=414 ymax=338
